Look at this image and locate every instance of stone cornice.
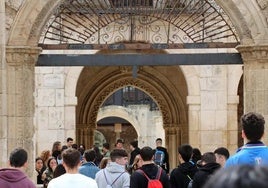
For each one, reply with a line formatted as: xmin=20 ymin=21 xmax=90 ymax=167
xmin=236 ymin=45 xmax=268 ymax=62
xmin=6 ymin=46 xmax=42 ymax=66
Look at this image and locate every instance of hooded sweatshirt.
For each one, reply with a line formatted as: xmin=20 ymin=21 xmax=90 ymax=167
xmin=170 ymin=161 xmax=198 ymax=188
xmin=95 ymin=162 xmax=130 ymax=188
xmin=192 ymin=162 xmax=221 ymax=188
xmin=0 ymin=168 xmax=36 ymax=188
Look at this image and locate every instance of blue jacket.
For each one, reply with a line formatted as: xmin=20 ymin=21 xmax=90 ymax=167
xmin=79 ymin=162 xmax=100 ymax=179
xmin=225 ymin=142 xmax=268 ymax=167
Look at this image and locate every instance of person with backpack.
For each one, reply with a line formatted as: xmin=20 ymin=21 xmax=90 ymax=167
xmin=130 ymin=146 xmax=169 ymax=188
xmin=95 ymin=149 xmax=130 ymax=188
xmin=170 ymin=144 xmax=198 ymax=188
xmin=154 ymin=138 xmax=170 ymax=174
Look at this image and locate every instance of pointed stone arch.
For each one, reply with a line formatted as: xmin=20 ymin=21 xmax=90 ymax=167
xmin=76 ymin=65 xmax=188 ymax=168
xmin=77 ymin=66 xmax=186 ymax=126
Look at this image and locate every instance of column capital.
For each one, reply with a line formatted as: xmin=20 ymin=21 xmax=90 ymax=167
xmin=236 ymin=45 xmax=268 ymax=63
xmin=164 ymin=125 xmax=180 ymax=134
xmin=6 ymin=46 xmax=42 ymax=66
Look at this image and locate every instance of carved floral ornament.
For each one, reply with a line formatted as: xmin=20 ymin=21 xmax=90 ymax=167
xmin=85 ymin=77 xmax=173 ymax=127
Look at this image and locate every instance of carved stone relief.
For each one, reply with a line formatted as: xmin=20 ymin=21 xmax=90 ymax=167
xmin=256 ymin=0 xmax=268 ymax=24
xmin=87 ymin=78 xmax=171 ymax=127
xmin=257 ymin=0 xmax=268 ymax=9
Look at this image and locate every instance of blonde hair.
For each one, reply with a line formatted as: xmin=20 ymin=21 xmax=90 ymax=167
xmin=99 ymin=157 xmax=110 ymax=169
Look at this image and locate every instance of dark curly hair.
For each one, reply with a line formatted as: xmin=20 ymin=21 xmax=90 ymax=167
xmin=241 ymin=112 xmax=265 ymax=142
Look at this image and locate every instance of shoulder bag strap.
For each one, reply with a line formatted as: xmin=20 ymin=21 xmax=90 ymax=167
xmin=137 ymin=169 xmax=151 ymax=181
xmin=156 ymin=167 xmax=162 ymax=180
xmin=103 ymin=169 xmax=111 ymax=185
xmin=111 ymin=171 xmax=126 ymax=186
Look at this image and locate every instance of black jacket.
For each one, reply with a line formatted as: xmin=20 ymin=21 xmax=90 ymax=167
xmin=154 ymin=146 xmax=170 ymax=173
xmin=130 ymin=163 xmax=170 ymax=188
xmin=192 ymin=162 xmax=221 ymax=188
xmin=170 ymin=161 xmax=198 ymax=188
xmin=130 ymin=147 xmax=140 ymax=165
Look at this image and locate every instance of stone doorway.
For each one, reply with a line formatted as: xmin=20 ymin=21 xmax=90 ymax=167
xmin=75 ymin=65 xmax=188 ymax=168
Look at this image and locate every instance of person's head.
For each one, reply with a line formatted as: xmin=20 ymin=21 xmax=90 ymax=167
xmin=52 ymin=141 xmax=61 ymax=152
xmin=110 ymin=149 xmax=128 ymax=165
xmin=140 ymin=146 xmax=154 ymax=162
xmin=204 ymin=165 xmax=268 ymax=188
xmin=99 ymin=157 xmax=110 ymax=169
xmin=214 ymin=147 xmax=230 ymax=167
xmin=241 ymin=112 xmax=265 ymax=142
xmin=83 ymin=149 xmax=96 ymax=162
xmin=71 ymin=143 xmax=78 ymax=150
xmin=130 ymin=140 xmax=138 ymax=151
xmin=200 ymin=152 xmax=216 ymax=166
xmin=66 ymin=137 xmax=74 ymax=147
xmin=178 ymin=144 xmax=193 ymax=163
xmin=155 ymin=138 xmax=162 ymax=147
xmin=62 ymin=148 xmax=81 ymax=170
xmin=102 ymin=143 xmax=110 ymax=153
xmin=53 ymin=164 xmax=66 ymax=178
xmin=192 ymin=148 xmax=202 ymax=163
xmin=116 ymin=139 xmax=124 ymax=149
xmin=47 ymin=157 xmax=58 ymax=172
xmin=35 ymin=157 xmax=44 ymax=171
xmin=79 ymin=144 xmax=85 ymax=150
xmin=9 ymin=148 xmax=28 ymax=168
xmin=40 ymin=150 xmax=51 ymax=164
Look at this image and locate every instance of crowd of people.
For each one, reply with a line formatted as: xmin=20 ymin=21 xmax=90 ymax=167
xmin=1 ymin=112 xmax=268 ymax=188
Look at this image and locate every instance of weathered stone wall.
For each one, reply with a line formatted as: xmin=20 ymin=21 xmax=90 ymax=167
xmin=35 ymin=67 xmax=76 ymax=153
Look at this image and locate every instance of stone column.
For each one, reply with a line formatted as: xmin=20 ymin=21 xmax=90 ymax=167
xmin=77 ymin=123 xmax=96 ymax=148
xmin=0 ymin=0 xmax=7 ymax=168
xmin=5 ymin=46 xmax=41 ymax=179
xmin=237 ymin=45 xmax=268 ymax=143
xmin=114 ymin=123 xmax=122 ymax=141
xmin=165 ymin=125 xmax=180 ymax=170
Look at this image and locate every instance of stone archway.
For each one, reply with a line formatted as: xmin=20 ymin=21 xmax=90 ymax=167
xmin=76 ymin=65 xmax=188 ymax=168
xmin=4 ymin=0 xmax=268 ymax=179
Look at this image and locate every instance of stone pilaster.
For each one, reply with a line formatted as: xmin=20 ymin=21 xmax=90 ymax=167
xmin=5 ymin=46 xmax=41 ymax=179
xmin=165 ymin=125 xmax=180 ymax=170
xmin=0 ymin=0 xmax=7 ymax=168
xmin=76 ymin=123 xmax=96 ymax=149
xmin=237 ymin=45 xmax=268 ymax=144
xmin=227 ymin=95 xmax=239 ymax=152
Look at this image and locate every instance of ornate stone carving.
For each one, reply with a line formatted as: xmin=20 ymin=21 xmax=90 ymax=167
xmin=5 ymin=0 xmax=24 ymax=11
xmin=237 ymin=45 xmax=268 ymax=62
xmin=6 ymin=46 xmax=42 ymax=66
xmin=256 ymin=0 xmax=268 ymax=24
xmin=83 ymin=77 xmax=172 ymax=129
xmin=256 ymin=0 xmax=268 ymax=9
